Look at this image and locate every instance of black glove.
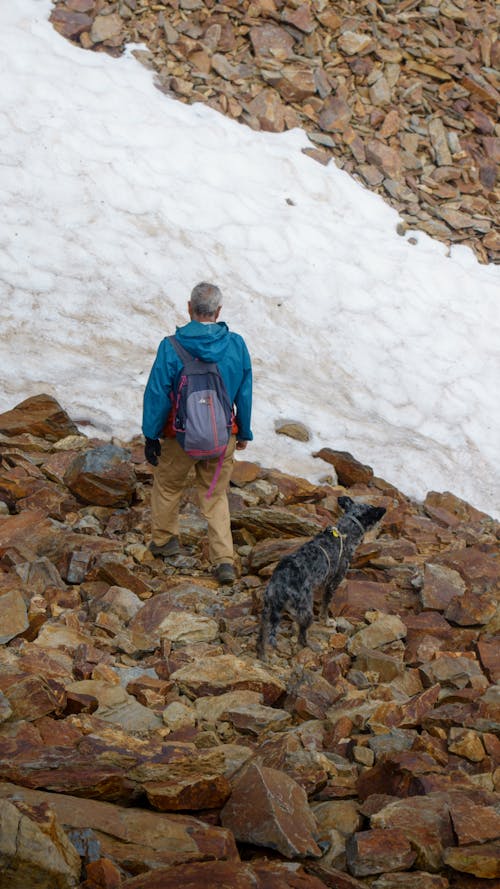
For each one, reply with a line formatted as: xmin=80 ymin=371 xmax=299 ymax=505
xmin=145 ymin=437 xmax=161 ymax=466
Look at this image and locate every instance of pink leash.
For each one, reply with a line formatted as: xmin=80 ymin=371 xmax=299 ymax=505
xmin=205 ymin=447 xmax=227 ymax=499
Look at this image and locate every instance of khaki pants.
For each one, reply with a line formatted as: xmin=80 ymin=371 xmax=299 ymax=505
xmin=151 ymin=435 xmax=236 ymax=566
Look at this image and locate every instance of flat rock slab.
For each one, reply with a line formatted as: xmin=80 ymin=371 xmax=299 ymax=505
xmin=171 ymin=654 xmax=286 ymax=705
xmin=143 ymin=772 xmax=231 ymax=812
xmin=346 ymin=828 xmax=416 ymax=876
xmin=443 ymin=841 xmax=500 ymax=879
xmin=347 ymin=614 xmax=407 ymax=656
xmin=371 ymin=873 xmax=450 ymax=889
xmin=122 ymin=859 xmax=329 ymax=888
xmin=221 ymin=760 xmax=322 ymax=859
xmin=0 ymin=782 xmax=238 ymax=872
xmin=221 ymin=701 xmax=292 ymax=736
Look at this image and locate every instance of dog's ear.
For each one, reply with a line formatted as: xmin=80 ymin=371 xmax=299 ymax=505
xmin=338 ymin=496 xmax=354 ymax=512
xmin=372 ymin=506 xmax=386 ymax=523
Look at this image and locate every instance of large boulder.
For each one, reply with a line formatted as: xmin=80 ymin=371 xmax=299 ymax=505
xmin=0 ymin=395 xmax=78 ymax=442
xmin=221 ymin=760 xmax=322 ymax=859
xmin=0 ymin=783 xmax=238 ymax=873
xmin=0 ymin=796 xmax=81 ymax=889
xmin=64 ymin=444 xmax=136 ymax=506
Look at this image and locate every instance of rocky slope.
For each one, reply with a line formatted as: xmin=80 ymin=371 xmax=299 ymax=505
xmin=49 ymin=0 xmax=499 ymax=264
xmin=0 ymin=393 xmax=499 ymax=888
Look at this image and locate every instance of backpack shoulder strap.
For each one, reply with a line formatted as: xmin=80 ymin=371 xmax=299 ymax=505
xmin=168 ymin=335 xmax=194 ymax=365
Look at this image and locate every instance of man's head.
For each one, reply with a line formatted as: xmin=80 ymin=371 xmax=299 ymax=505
xmin=189 ymin=282 xmax=222 ymax=321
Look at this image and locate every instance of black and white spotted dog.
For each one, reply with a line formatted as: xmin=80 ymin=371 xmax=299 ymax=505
xmin=256 ymin=496 xmax=386 ymax=660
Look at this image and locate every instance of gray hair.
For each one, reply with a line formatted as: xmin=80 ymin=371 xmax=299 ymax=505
xmin=190 ymin=282 xmax=222 ymax=317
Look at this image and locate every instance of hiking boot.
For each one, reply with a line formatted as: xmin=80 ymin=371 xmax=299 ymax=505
xmin=149 ymin=537 xmax=181 ymax=558
xmin=214 ymin=563 xmax=236 ymax=585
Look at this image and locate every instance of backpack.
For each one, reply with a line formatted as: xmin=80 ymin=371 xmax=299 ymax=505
xmin=169 ymin=336 xmax=233 ymax=460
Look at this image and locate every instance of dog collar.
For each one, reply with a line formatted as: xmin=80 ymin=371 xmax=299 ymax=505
xmin=344 ymin=514 xmax=365 ymax=534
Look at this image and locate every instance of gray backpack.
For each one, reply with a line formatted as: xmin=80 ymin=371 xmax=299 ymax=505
xmin=169 ymin=336 xmax=233 ymax=460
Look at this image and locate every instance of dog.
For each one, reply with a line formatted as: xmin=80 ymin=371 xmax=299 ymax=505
xmin=256 ymin=496 xmax=386 ymax=660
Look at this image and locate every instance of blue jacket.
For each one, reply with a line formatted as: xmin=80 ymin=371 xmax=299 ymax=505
xmin=142 ymin=320 xmax=253 ymax=441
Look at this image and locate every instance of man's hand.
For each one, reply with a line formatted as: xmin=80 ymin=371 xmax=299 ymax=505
xmin=235 ymin=440 xmax=248 ymax=451
xmin=145 ymin=438 xmax=161 ymax=466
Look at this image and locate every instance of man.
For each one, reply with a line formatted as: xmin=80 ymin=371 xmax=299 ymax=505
xmin=142 ymin=282 xmax=253 ymax=584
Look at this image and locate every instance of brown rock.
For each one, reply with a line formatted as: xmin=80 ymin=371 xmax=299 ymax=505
xmin=419 ymin=653 xmax=486 ymax=690
xmin=0 ymin=395 xmax=78 ymax=442
xmin=333 ymin=580 xmax=399 ymax=620
xmin=365 ymin=141 xmax=402 ymax=180
xmin=144 ymin=772 xmax=231 ymax=811
xmin=121 ymin=859 xmax=328 ymax=888
xmin=318 ymin=97 xmax=352 ymax=133
xmin=371 ymin=875 xmax=449 ymax=889
xmin=420 ymin=563 xmax=466 ymax=611
xmin=221 ymin=760 xmax=322 ymax=858
xmin=338 ymin=32 xmax=374 ymax=56
xmin=263 ymin=469 xmax=324 ymax=504
xmin=246 ymin=89 xmax=286 ymax=133
xmin=0 ymin=797 xmax=81 ymax=889
xmin=312 ymin=449 xmax=374 ymax=486
xmin=354 ymin=649 xmax=404 ymax=683
xmin=316 ymin=10 xmax=341 ymax=31
xmin=250 ymin=24 xmax=295 ymax=60
xmin=423 ymin=490 xmax=489 ymax=526
xmin=0 ymin=782 xmax=238 ymax=872
xmin=443 ymin=842 xmax=500 ymax=879
xmin=448 ymin=728 xmax=486 ymax=763
xmin=281 ymin=4 xmax=315 ymax=34
xmin=221 ymin=701 xmax=291 ymax=735
xmin=231 ymin=460 xmax=261 ymax=486
xmin=370 ymin=76 xmax=391 ymax=107
xmin=82 ymin=858 xmax=121 ymax=889
xmin=66 ymin=0 xmax=95 ymax=11
xmin=64 ymin=444 xmax=136 ymax=507
xmin=230 ymin=506 xmax=323 ymax=539
xmin=445 ymin=592 xmax=497 ymax=626
xmin=347 ymin=614 xmax=407 ymax=656
xmin=171 ymin=654 xmax=286 ymax=704
xmin=357 ymin=752 xmax=444 ymax=801
xmin=428 ymin=118 xmax=453 ymax=166
xmin=0 ymin=586 xmax=29 ymax=643
xmin=346 ymin=828 xmax=416 ymax=876
xmin=275 ymin=420 xmax=311 ymax=443
xmin=254 ymin=731 xmax=330 ymax=800
xmin=273 ymin=65 xmax=316 ymax=102
xmin=379 ymin=110 xmax=400 ymax=138
xmin=249 ymin=537 xmax=309 ymax=573
xmin=397 ymin=685 xmax=441 ymax=729
xmin=0 ymin=672 xmax=66 ymax=722
xmin=126 ymin=584 xmax=217 ymax=651
xmin=477 ymin=637 xmax=500 ymax=682
xmin=90 ymin=13 xmax=123 ymax=45
xmin=285 ymin=667 xmax=342 ymax=720
xmin=449 ymin=798 xmax=500 ymax=845
xmin=49 ymin=8 xmax=93 ymax=40
xmin=371 ymin=794 xmax=455 ymax=871
xmin=97 ymin=561 xmax=151 ymax=599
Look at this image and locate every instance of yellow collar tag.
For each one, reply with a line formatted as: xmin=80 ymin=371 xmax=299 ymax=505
xmin=331 ymin=528 xmax=340 ymax=538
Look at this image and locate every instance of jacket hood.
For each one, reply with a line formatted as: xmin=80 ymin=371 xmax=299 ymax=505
xmin=175 ymin=320 xmax=230 ymax=363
